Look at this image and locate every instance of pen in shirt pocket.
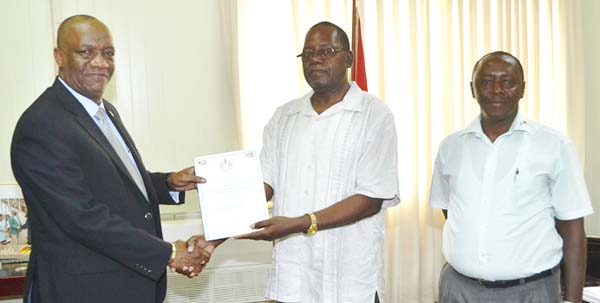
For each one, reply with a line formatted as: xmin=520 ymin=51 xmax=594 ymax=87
xmin=513 ymin=168 xmax=519 ymax=183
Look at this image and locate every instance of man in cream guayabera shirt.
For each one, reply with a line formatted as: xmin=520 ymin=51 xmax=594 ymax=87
xmin=430 ymin=51 xmax=593 ymax=303
xmin=235 ymin=22 xmax=399 ymax=303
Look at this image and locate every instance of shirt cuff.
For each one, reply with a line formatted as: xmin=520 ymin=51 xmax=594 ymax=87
xmin=169 ymin=191 xmax=181 ymax=203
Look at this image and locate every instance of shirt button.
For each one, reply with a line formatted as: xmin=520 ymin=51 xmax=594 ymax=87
xmin=144 ymin=212 xmax=153 ymax=220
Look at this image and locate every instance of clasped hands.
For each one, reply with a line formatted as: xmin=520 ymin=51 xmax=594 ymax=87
xmin=168 ymin=235 xmax=215 ymax=278
xmin=166 ymin=167 xmax=211 ymax=277
xmin=165 ymin=169 xmax=306 ymax=275
xmin=168 ymin=215 xmax=305 ymax=278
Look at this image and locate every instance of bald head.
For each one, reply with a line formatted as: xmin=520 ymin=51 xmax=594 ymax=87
xmin=57 ymin=15 xmax=108 ymax=49
xmin=54 ymin=15 xmax=115 ymax=103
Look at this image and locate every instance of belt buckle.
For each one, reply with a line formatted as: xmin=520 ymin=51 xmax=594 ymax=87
xmin=477 ymin=277 xmax=525 ymax=288
xmin=477 ymin=279 xmax=495 ymax=288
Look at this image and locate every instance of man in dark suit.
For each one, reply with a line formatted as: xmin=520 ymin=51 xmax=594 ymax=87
xmin=11 ymin=14 xmax=213 ymax=303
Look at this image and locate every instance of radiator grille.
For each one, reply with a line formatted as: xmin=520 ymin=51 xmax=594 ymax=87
xmin=165 ymin=264 xmax=271 ymax=303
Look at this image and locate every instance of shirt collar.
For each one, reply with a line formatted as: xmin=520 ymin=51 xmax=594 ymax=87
xmin=460 ymin=113 xmax=534 ymax=138
xmin=58 ymin=77 xmax=106 ymax=119
xmin=288 ymin=82 xmax=364 ymax=116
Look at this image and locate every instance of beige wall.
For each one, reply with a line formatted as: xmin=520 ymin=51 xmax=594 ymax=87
xmin=0 ymin=0 xmax=240 ymax=214
xmin=0 ymin=1 xmax=55 ymax=184
xmin=583 ymin=0 xmax=600 ymax=234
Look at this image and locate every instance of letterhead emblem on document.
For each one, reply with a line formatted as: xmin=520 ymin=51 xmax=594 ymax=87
xmin=219 ymin=158 xmax=233 ymax=172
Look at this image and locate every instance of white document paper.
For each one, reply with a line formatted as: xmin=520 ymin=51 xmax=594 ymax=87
xmin=194 ymin=149 xmax=269 ymax=241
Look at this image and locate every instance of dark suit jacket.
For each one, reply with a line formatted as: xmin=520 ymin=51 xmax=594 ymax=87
xmin=11 ymin=78 xmax=183 ymax=303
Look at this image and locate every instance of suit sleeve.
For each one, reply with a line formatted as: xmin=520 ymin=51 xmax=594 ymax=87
xmin=11 ymin=116 xmax=171 ymax=281
xmin=149 ymin=172 xmax=185 ymax=205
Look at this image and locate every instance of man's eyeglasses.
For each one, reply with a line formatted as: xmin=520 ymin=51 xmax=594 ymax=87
xmin=297 ymin=48 xmax=348 ymax=60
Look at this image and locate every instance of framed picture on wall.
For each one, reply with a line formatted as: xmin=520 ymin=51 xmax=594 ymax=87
xmin=0 ymin=184 xmax=24 ymax=212
xmin=0 ymin=184 xmax=28 ymax=246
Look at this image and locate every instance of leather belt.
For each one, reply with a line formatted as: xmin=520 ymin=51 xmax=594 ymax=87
xmin=454 ymin=265 xmax=559 ymax=288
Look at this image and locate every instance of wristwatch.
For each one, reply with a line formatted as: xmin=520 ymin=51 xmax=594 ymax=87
xmin=305 ymin=213 xmax=318 ymax=236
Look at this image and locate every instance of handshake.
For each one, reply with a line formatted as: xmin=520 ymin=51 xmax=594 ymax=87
xmin=167 ymin=235 xmax=220 ymax=278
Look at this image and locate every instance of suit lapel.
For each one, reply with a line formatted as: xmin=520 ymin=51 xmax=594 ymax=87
xmin=104 ymin=103 xmax=156 ymax=202
xmin=53 ymin=79 xmax=149 ymax=203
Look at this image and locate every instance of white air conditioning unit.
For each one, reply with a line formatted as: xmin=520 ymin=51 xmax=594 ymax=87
xmin=161 ymin=214 xmax=273 ymax=303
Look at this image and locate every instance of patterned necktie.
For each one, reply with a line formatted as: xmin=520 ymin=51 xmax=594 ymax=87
xmin=95 ymin=107 xmax=148 ymax=201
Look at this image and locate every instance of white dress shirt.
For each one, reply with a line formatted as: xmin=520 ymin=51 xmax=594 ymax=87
xmin=430 ymin=114 xmax=593 ymax=281
xmin=260 ymin=82 xmax=400 ymax=303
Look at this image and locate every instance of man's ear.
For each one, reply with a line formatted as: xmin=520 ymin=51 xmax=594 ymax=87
xmin=470 ymin=81 xmax=476 ymax=99
xmin=346 ymin=51 xmax=353 ymax=68
xmin=54 ymin=47 xmax=64 ymax=68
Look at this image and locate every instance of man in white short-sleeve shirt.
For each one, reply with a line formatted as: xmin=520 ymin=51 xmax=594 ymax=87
xmin=236 ymin=22 xmax=400 ymax=303
xmin=430 ymin=51 xmax=593 ymax=303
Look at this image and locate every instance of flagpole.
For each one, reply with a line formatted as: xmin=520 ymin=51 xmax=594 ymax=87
xmin=351 ymin=0 xmax=368 ymax=91
xmin=351 ymin=0 xmax=357 ymax=81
